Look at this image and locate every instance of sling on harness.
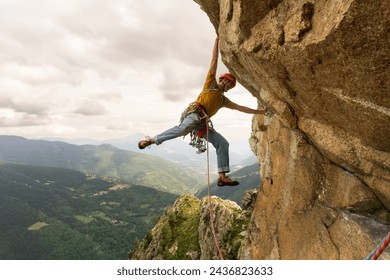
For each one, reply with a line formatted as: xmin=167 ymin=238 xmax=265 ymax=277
xmin=180 ymin=103 xmax=213 ymax=154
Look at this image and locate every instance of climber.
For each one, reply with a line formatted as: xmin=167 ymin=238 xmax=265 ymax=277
xmin=138 ymin=37 xmax=265 ymax=186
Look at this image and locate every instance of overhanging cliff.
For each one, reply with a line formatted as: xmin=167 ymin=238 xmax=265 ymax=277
xmin=194 ymin=0 xmax=390 ymax=259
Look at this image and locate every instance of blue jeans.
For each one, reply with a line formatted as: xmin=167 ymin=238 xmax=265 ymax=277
xmin=154 ymin=113 xmax=230 ymax=173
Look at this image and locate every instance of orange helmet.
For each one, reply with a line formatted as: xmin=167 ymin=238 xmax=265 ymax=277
xmin=219 ymin=73 xmax=236 ymax=87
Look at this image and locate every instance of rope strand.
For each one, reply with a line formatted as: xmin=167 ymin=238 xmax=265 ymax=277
xmin=365 ymin=232 xmax=390 ymax=260
xmin=205 ymin=119 xmax=224 ymax=260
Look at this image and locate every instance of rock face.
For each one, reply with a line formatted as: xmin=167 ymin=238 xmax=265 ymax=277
xmin=194 ymin=0 xmax=390 ymax=259
xmin=130 ymin=194 xmax=253 ymax=260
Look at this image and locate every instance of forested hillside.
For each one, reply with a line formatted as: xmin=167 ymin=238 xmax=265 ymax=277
xmin=0 ymin=162 xmax=178 ymax=259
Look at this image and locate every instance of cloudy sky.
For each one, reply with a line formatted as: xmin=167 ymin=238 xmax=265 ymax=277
xmin=0 ymin=0 xmax=258 ymax=152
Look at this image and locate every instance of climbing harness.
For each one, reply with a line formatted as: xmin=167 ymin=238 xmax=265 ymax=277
xmin=182 ymin=103 xmax=213 ymax=154
xmin=364 ymin=232 xmax=390 ymax=260
xmin=180 ymin=103 xmax=208 ymax=123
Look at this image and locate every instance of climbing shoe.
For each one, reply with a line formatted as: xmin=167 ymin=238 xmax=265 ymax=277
xmin=138 ymin=136 xmax=153 ymax=149
xmin=217 ymin=177 xmax=239 ymax=187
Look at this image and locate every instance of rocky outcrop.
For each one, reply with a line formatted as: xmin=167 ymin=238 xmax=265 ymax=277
xmin=194 ymin=0 xmax=390 ymax=259
xmin=130 ymin=193 xmax=254 ymax=260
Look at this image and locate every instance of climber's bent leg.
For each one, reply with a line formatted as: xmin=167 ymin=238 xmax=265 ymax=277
xmin=205 ymin=128 xmax=230 ymax=173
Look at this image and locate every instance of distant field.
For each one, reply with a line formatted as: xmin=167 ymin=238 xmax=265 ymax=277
xmin=28 ymin=222 xmax=49 ymax=231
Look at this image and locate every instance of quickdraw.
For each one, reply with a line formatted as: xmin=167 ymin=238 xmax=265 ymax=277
xmin=181 ymin=103 xmax=213 ymax=154
xmin=189 ymin=118 xmax=213 ymax=154
xmin=189 ymin=132 xmax=207 ymax=154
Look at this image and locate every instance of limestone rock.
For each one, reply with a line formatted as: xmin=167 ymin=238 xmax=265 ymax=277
xmin=130 ymin=194 xmax=252 ymax=260
xmin=194 ymin=0 xmax=390 ymax=259
xmin=129 ymin=195 xmax=201 ymax=260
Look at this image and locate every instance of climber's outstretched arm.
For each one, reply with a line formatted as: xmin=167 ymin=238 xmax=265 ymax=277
xmin=209 ymin=37 xmax=219 ymax=75
xmin=229 ymin=103 xmax=266 ymax=114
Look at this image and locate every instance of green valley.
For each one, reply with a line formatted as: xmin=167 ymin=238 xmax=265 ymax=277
xmin=0 ymin=162 xmax=178 ymax=259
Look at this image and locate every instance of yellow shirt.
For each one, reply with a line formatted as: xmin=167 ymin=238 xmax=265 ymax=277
xmin=194 ymin=72 xmax=236 ymax=118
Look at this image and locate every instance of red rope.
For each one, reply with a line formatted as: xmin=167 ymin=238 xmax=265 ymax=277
xmin=206 ymin=120 xmax=224 ymax=260
xmin=370 ymin=232 xmax=390 ymax=260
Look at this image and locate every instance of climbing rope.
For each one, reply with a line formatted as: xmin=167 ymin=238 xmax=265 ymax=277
xmin=205 ymin=118 xmax=224 ymax=260
xmin=364 ymin=232 xmax=390 ymax=260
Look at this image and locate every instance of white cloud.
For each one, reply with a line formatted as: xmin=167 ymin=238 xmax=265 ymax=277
xmin=74 ymin=100 xmax=107 ymax=116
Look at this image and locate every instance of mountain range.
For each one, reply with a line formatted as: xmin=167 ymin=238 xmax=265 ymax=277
xmin=0 ymin=135 xmax=204 ymax=195
xmin=39 ymin=133 xmax=256 ymax=172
